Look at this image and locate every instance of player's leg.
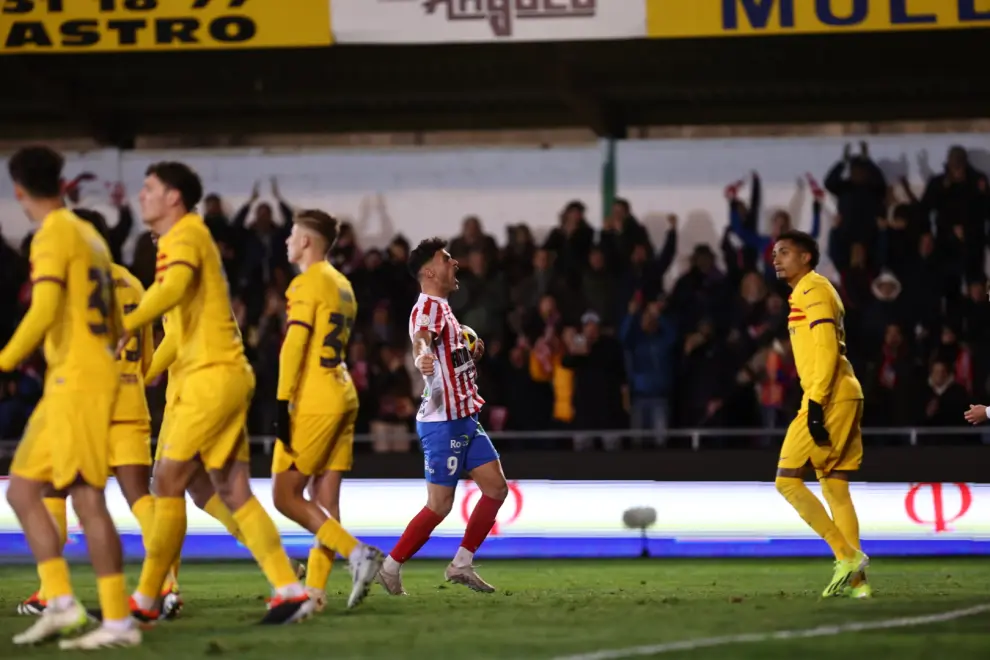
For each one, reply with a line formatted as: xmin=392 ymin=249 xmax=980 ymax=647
xmin=273 ymin=468 xmax=381 ymax=609
xmin=7 ymin=469 xmax=89 ymax=643
xmin=378 ymin=420 xmax=460 ymax=595
xmin=111 ymin=422 xmax=156 ymax=549
xmin=129 ymin=456 xmax=199 ymax=622
xmin=60 ymin=480 xmax=142 ymax=649
xmin=130 ymin=417 xmax=203 ymax=624
xmin=55 ymin=393 xmax=142 ymax=650
xmin=305 ymin=471 xmax=340 ymax=600
xmin=7 ymin=399 xmax=91 ymax=645
xmin=817 ymin=400 xmax=870 ymax=598
xmin=304 ymin=408 xmax=368 ymax=600
xmin=17 ymin=485 xmax=68 ymax=616
xmin=447 ymin=419 xmax=506 ymax=593
xmin=775 ymin=406 xmax=864 ymax=597
xmin=154 ymin=407 xmax=185 ymax=595
xmin=200 ymin=370 xmax=312 ymax=624
xmin=209 ymin=457 xmax=313 ymax=623
xmin=186 ymin=460 xmax=246 ymax=543
xmin=272 ymin=410 xmax=381 ymax=609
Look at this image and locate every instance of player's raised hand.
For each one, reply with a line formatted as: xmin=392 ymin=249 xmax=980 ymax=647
xmin=415 ymin=352 xmax=436 ymax=376
xmin=964 ymin=404 xmax=988 ymax=425
xmin=807 ymin=400 xmax=830 ymax=446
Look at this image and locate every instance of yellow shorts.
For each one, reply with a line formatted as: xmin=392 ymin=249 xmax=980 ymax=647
xmin=272 ymin=408 xmax=357 ymax=476
xmin=11 ymin=391 xmax=114 ymax=490
xmin=778 ymin=399 xmax=864 ymax=478
xmin=161 ymin=365 xmax=254 ymax=471
xmin=154 ymin=406 xmax=173 ymax=463
xmin=109 ymin=420 xmax=152 ymax=468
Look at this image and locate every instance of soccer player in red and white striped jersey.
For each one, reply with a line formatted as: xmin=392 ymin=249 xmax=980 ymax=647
xmin=376 ymin=238 xmax=508 ymax=595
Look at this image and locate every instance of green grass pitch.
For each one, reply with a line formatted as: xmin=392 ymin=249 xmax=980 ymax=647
xmin=0 ymin=559 xmax=988 ymax=659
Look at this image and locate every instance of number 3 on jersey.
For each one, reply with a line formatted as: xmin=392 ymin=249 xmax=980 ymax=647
xmin=87 ymin=267 xmax=113 ymax=336
xmin=320 ymin=312 xmax=355 ymax=368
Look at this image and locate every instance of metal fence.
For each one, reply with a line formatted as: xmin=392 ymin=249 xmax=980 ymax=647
xmin=1 ymin=426 xmax=988 ymax=456
xmin=0 ymin=425 xmax=990 ymax=451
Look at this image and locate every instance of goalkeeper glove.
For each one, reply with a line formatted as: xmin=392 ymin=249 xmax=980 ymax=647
xmin=807 ymin=400 xmax=830 ymax=447
xmin=276 ymin=400 xmax=292 ymax=450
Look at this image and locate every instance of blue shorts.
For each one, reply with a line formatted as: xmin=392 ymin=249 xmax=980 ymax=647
xmin=417 ymin=414 xmax=499 ymax=487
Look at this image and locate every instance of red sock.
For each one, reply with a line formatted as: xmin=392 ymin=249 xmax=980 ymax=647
xmin=390 ymin=507 xmax=444 ymax=563
xmin=459 ymin=495 xmax=504 ymax=553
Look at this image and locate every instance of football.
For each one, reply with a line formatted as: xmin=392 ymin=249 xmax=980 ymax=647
xmin=461 ymin=325 xmax=479 ymax=354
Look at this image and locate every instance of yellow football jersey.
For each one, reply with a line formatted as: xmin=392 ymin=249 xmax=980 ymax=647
xmin=279 ymin=261 xmax=358 ymax=415
xmin=30 ymin=209 xmax=118 ymax=390
xmin=787 ymin=271 xmax=863 ymax=408
xmin=112 ymin=263 xmax=152 ymax=422
xmin=154 ymin=214 xmax=246 ymax=374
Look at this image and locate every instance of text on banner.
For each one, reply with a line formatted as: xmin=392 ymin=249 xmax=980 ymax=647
xmin=646 ymin=0 xmax=990 ymax=39
xmin=0 ymin=0 xmax=333 ymax=53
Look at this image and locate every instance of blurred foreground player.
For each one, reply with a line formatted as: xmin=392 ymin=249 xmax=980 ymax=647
xmin=121 ymin=161 xmax=313 ymax=624
xmin=1 ymin=147 xmax=140 ymax=648
xmin=772 ymin=230 xmax=871 ymax=598
xmin=273 ymin=209 xmax=384 ymax=610
xmin=17 ymin=209 xmax=157 ymax=620
xmin=377 ymin=238 xmax=509 ymax=595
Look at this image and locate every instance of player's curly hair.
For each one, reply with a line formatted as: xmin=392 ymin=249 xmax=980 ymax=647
xmin=408 ymin=237 xmax=447 ymax=280
xmin=8 ymin=146 xmax=64 ymax=198
xmin=145 ymin=161 xmax=203 ymax=212
xmin=294 ymin=209 xmax=339 ymax=255
xmin=73 ymin=208 xmax=111 ymax=245
xmin=777 ymin=229 xmax=820 ymax=269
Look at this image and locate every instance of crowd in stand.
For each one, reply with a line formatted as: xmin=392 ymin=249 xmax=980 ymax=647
xmin=1 ymin=144 xmax=989 ymax=450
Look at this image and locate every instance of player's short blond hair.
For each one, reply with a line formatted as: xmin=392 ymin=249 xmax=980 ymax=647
xmin=294 ymin=209 xmax=339 ymax=255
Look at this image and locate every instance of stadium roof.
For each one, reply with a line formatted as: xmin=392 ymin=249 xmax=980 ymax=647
xmin=0 ymin=29 xmax=985 ymax=147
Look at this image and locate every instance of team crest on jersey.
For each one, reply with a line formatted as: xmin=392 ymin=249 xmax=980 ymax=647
xmin=416 ymin=314 xmax=431 ymax=328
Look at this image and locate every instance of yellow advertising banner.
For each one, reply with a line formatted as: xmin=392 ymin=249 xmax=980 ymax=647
xmin=0 ymin=0 xmax=332 ymax=53
xmin=647 ymin=0 xmax=990 ymax=38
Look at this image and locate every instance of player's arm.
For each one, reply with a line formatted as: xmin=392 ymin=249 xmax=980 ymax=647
xmin=804 ymin=289 xmax=840 ymax=445
xmin=145 ymin=328 xmax=177 ymax=381
xmin=805 ymin=291 xmax=841 ymax=404
xmin=411 ymin=300 xmax=444 ymax=376
xmin=275 ymin=279 xmax=315 ymax=448
xmin=276 ymin=281 xmax=314 ymax=404
xmin=0 ymin=229 xmax=66 ymax=371
xmin=123 ymin=237 xmax=199 ymax=332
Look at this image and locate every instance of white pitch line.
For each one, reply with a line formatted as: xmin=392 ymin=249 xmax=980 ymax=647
xmin=550 ymin=603 xmax=990 ymax=660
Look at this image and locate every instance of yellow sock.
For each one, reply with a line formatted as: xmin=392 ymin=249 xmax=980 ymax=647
xmin=130 ymin=495 xmax=156 ymax=551
xmin=232 ymin=497 xmax=298 ymax=590
xmin=136 ymin=496 xmax=186 ymax=600
xmin=37 ymin=558 xmax=73 ymax=600
xmin=315 ymin=517 xmax=359 ymax=558
xmin=39 ymin=498 xmax=68 ymax=600
xmin=306 ymin=546 xmax=334 ymax=591
xmin=776 ymin=477 xmax=856 ymax=560
xmin=820 ymin=478 xmax=860 ymax=552
xmin=96 ymin=574 xmax=129 ymax=621
xmin=203 ymin=494 xmax=246 ymax=544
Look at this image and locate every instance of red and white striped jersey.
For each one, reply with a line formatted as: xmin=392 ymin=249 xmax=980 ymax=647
xmin=408 ymin=293 xmax=484 ymax=422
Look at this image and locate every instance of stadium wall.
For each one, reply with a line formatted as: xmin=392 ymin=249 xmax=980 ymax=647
xmin=3 ymin=131 xmax=990 ymax=277
xmin=0 ymin=478 xmax=985 ymax=561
